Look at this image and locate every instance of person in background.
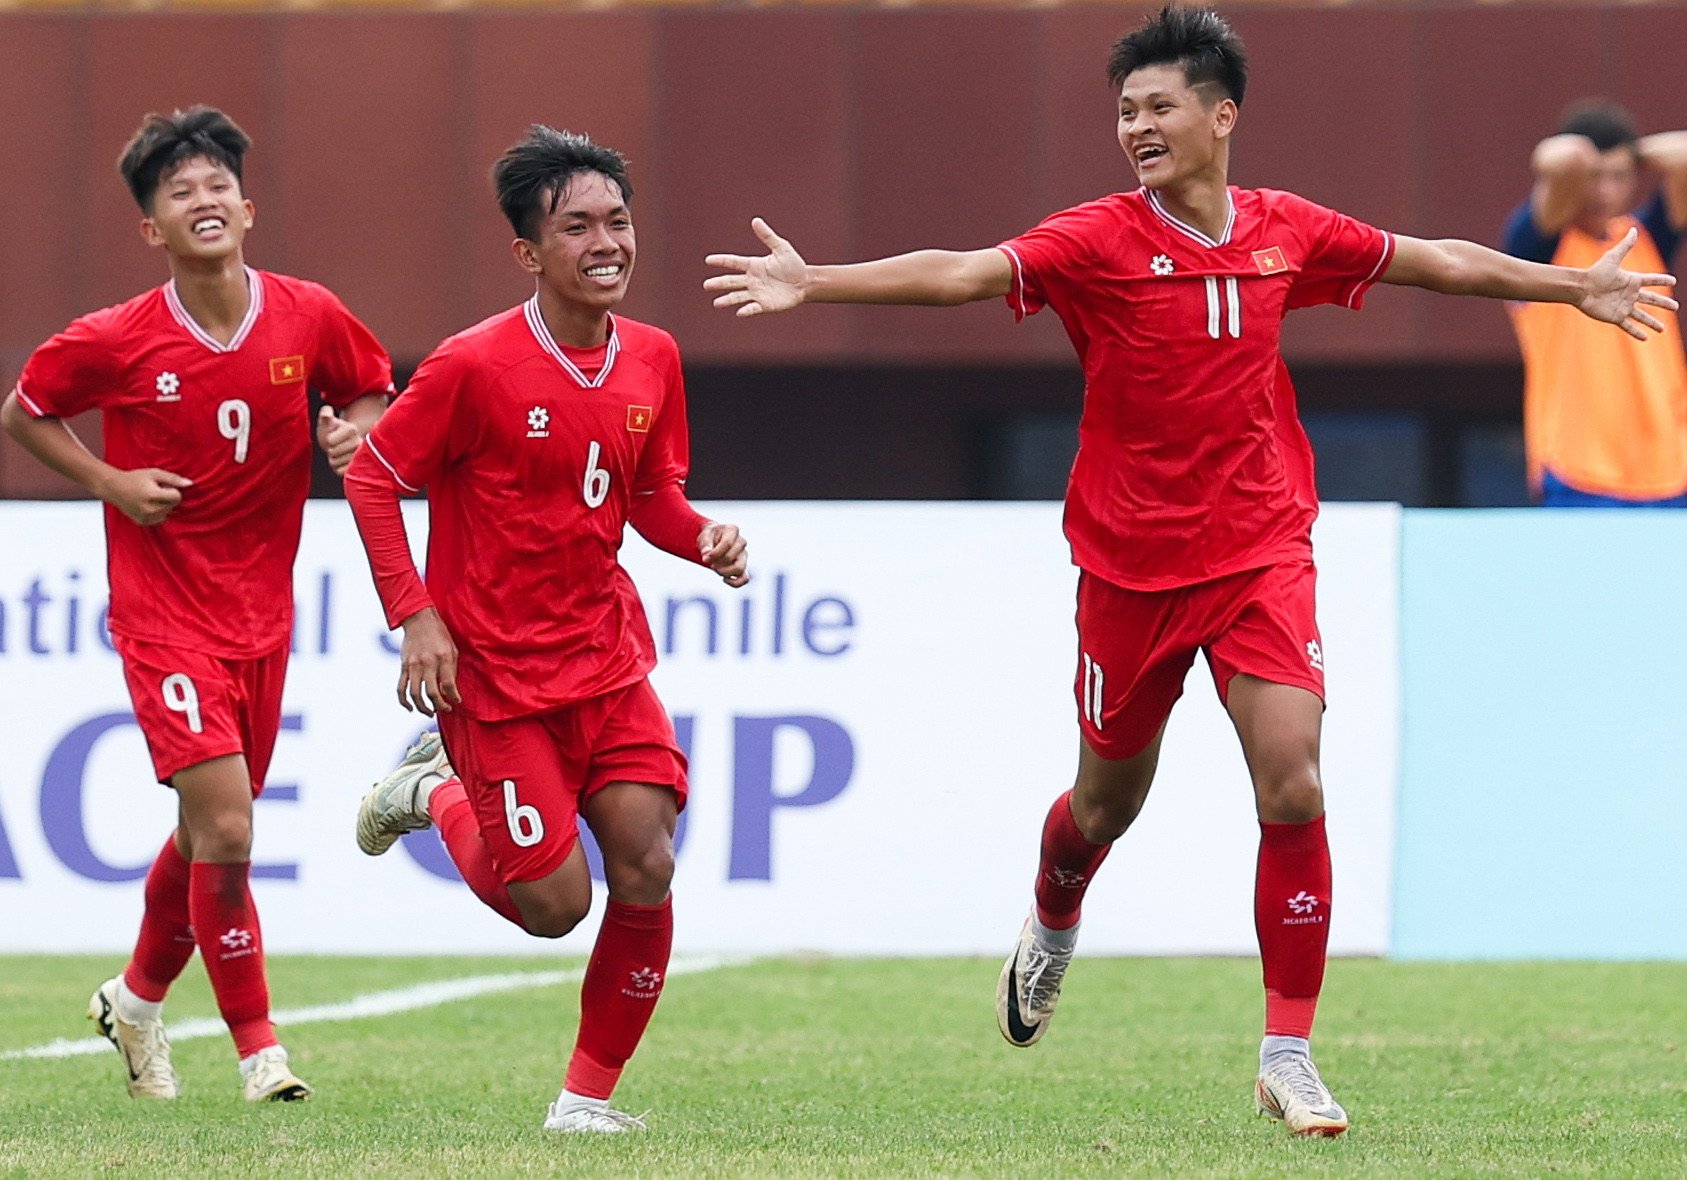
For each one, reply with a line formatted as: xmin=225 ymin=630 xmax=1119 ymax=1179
xmin=1503 ymin=100 xmax=1687 ymax=506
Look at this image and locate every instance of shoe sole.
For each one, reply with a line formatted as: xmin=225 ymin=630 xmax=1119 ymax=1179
xmin=355 ymin=791 xmax=401 ymax=856
xmin=1255 ymin=1080 xmax=1348 ymax=1137
xmin=251 ymin=1080 xmax=313 ymax=1102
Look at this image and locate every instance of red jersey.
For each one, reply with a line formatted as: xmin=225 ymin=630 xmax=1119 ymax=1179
xmin=15 ymin=269 xmax=393 ymax=656
xmin=999 ymin=187 xmax=1394 ymax=590
xmin=351 ymin=300 xmax=699 ymax=721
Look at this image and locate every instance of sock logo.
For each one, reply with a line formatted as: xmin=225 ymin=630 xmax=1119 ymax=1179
xmin=1284 ymin=892 xmax=1324 ymax=925
xmin=1048 ymin=867 xmax=1089 ymax=888
xmin=217 ymin=927 xmax=257 ymax=957
xmin=623 ymin=967 xmax=664 ymax=1000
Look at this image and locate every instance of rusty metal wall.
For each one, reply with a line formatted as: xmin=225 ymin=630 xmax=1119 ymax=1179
xmin=3 ymin=6 xmax=1682 ymax=494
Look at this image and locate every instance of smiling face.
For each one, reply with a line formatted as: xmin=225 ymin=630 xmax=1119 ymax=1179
xmin=514 ymin=170 xmax=635 ymax=314
xmin=139 ymin=155 xmax=253 ymax=263
xmin=1116 ymin=63 xmax=1237 ymax=191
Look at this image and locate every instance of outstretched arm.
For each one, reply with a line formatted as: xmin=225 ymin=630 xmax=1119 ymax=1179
xmin=1638 ymin=130 xmax=1687 ymax=232
xmin=1381 ymin=231 xmax=1678 ymax=341
xmin=705 ymin=218 xmax=1012 ymax=315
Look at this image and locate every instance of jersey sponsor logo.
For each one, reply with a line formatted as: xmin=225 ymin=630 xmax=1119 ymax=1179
xmin=1150 ymin=254 xmax=1175 ymax=276
xmin=526 ymin=406 xmax=550 ymax=439
xmin=269 ymin=355 xmax=305 ymax=384
xmin=154 ymin=371 xmax=182 ymax=403
xmin=1253 ymin=246 xmax=1288 ymax=275
xmin=626 ymin=404 xmax=653 ymax=433
xmin=1306 ymin=640 xmax=1323 ymax=671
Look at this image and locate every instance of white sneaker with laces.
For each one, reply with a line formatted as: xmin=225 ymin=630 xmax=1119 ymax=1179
xmin=995 ymin=915 xmax=1076 ymax=1047
xmin=87 ymin=977 xmax=180 ymax=1099
xmin=542 ymin=1099 xmax=648 ymax=1133
xmin=356 ymin=731 xmax=452 ymax=855
xmin=1256 ymin=1054 xmax=1349 ymax=1137
xmin=241 ymin=1045 xmax=313 ymax=1102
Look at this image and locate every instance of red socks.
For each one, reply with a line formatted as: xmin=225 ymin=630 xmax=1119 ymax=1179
xmin=1256 ymin=814 xmax=1332 ymax=1038
xmin=564 ymin=897 xmax=674 ymax=1100
xmin=1033 ymin=790 xmax=1113 ymax=930
xmin=429 ymin=779 xmax=525 ymax=928
xmin=188 ymin=860 xmax=276 ymax=1058
xmin=123 ymin=837 xmax=196 ymax=1002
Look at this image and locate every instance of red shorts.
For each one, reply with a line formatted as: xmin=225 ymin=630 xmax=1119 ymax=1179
xmin=113 ymin=636 xmax=289 ymax=790
xmin=1075 ymin=561 xmax=1324 ymax=760
xmin=437 ymin=677 xmax=689 ymax=885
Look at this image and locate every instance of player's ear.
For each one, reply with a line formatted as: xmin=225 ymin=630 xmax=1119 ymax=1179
xmin=241 ymin=198 xmax=256 ymax=230
xmin=512 ymin=237 xmax=543 ymax=276
xmin=1212 ymin=98 xmax=1239 ymax=141
xmin=139 ymin=216 xmax=167 ymax=249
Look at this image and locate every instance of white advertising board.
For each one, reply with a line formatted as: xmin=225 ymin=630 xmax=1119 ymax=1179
xmin=0 ymin=501 xmax=1398 ymax=956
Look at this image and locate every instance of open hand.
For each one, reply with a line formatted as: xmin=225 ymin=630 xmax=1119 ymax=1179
xmin=704 ymin=219 xmax=809 ymax=317
xmin=1578 ymin=228 xmax=1679 ymax=340
xmin=398 ymin=607 xmax=461 ymax=717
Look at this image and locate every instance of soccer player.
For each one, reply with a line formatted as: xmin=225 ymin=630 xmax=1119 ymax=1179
xmin=1503 ymin=100 xmax=1687 ymax=505
xmin=0 ymin=107 xmax=394 ymax=1101
xmin=343 ymin=126 xmax=748 ymax=1134
xmin=704 ymin=6 xmax=1677 ymax=1136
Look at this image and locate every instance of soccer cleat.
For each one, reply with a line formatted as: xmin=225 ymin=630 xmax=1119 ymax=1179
xmin=356 ymin=731 xmax=452 ymax=855
xmin=995 ymin=915 xmax=1075 ymax=1048
xmin=1256 ymin=1054 xmax=1349 ymax=1137
xmin=87 ymin=977 xmax=180 ymax=1099
xmin=241 ymin=1045 xmax=313 ymax=1102
xmin=542 ymin=1100 xmax=648 ymax=1133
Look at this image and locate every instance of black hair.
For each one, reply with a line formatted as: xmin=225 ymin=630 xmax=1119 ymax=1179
xmin=1107 ymin=5 xmax=1248 ymax=107
xmin=117 ymin=106 xmax=251 ymax=212
xmin=1557 ymin=99 xmax=1638 ymax=153
xmin=492 ymin=125 xmax=634 ymax=241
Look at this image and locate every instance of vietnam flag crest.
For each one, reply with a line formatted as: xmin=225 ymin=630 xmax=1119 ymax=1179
xmin=627 ymin=405 xmax=653 ymax=433
xmin=1252 ymin=247 xmax=1288 ymax=276
xmin=270 ymin=355 xmax=305 ymax=384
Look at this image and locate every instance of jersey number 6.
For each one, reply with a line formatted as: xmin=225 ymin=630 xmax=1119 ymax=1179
xmin=583 ymin=440 xmax=611 ymax=508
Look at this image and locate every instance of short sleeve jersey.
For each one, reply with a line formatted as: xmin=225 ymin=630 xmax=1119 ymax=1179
xmin=362 ymin=300 xmax=693 ymax=720
xmin=15 ymin=269 xmax=394 ymax=656
xmin=999 ymin=187 xmax=1394 ymax=591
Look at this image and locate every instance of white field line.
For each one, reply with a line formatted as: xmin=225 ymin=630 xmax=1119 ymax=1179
xmin=2 ymin=953 xmax=736 ymax=1062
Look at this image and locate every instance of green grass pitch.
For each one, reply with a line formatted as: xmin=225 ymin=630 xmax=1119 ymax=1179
xmin=1 ymin=955 xmax=1683 ymax=1177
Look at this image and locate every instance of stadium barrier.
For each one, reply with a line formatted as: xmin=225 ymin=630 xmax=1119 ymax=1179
xmin=1 ymin=501 xmax=1402 ymax=956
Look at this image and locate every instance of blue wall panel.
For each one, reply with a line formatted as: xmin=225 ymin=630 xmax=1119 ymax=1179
xmin=1395 ymin=511 xmax=1687 ymax=959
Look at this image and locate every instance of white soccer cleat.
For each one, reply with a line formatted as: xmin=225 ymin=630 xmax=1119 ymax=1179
xmin=996 ymin=915 xmax=1075 ymax=1048
xmin=241 ymin=1045 xmax=313 ymax=1102
xmin=542 ymin=1099 xmax=648 ymax=1133
xmin=87 ymin=977 xmax=180 ymax=1099
xmin=356 ymin=731 xmax=452 ymax=856
xmin=1256 ymin=1054 xmax=1349 ymax=1137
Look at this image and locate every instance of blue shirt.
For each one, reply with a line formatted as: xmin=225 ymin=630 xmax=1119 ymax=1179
xmin=1502 ymin=190 xmax=1682 ymax=264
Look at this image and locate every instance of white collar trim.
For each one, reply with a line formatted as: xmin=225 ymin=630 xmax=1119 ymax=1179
xmin=524 ymin=296 xmax=620 ymax=389
xmin=164 ymin=267 xmax=263 ymax=353
xmin=1146 ymin=189 xmax=1236 ymax=248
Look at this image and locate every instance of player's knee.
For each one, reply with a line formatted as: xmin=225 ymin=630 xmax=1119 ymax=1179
xmin=520 ymin=893 xmax=591 ymax=940
xmin=603 ymin=840 xmax=675 ymax=904
xmin=1254 ymin=760 xmax=1323 ymax=824
xmin=186 ymin=813 xmax=253 ymax=862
